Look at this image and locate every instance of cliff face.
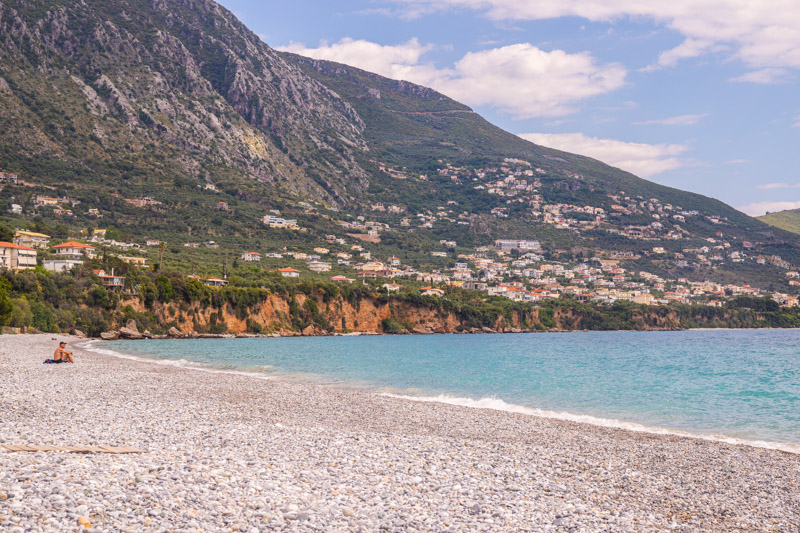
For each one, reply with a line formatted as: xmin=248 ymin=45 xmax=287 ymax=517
xmin=117 ymin=293 xmax=688 ymax=337
xmin=0 ymin=0 xmax=369 ymax=203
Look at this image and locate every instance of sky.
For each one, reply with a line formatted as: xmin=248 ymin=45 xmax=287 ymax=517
xmin=217 ymin=0 xmax=800 ymax=216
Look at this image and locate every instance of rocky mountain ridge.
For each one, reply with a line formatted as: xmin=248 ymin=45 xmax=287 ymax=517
xmin=0 ymin=0 xmax=369 ymax=203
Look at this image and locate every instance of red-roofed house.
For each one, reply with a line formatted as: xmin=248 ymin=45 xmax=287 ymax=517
xmin=0 ymin=241 xmax=37 ymax=270
xmin=277 ymin=267 xmax=300 ymax=278
xmin=53 ymin=241 xmax=97 ymax=260
xmin=241 ymin=251 xmax=262 ymax=262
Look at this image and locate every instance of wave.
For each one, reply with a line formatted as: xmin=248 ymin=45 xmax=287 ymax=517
xmin=78 ymin=340 xmax=279 ymax=381
xmin=381 ymin=393 xmax=800 ymax=455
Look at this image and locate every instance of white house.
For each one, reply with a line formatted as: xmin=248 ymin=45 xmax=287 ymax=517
xmin=278 ymin=268 xmax=300 ymax=278
xmin=307 ymin=261 xmax=331 ymax=272
xmin=241 ymin=251 xmax=262 ymax=262
xmin=43 ymin=259 xmax=83 ymax=273
xmin=0 ymin=241 xmax=37 ymax=270
xmin=53 ymin=241 xmax=96 ymax=260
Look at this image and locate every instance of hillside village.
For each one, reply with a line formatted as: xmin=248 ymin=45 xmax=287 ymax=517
xmin=2 ymin=217 xmax=798 ymax=311
xmin=3 ymin=160 xmax=800 ymax=311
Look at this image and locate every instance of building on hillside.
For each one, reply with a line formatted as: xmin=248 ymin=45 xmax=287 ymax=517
xmin=14 ymin=230 xmax=50 ymax=249
xmin=307 ymin=261 xmax=331 ymax=272
xmin=241 ymin=251 xmax=262 ymax=262
xmin=0 ymin=172 xmax=18 ymax=183
xmin=34 ymin=196 xmax=61 ymax=207
xmin=462 ymin=281 xmax=488 ymax=291
xmin=383 ymin=283 xmax=401 ymax=292
xmin=53 ymin=241 xmax=96 ymax=260
xmin=93 ymin=269 xmax=125 ymax=289
xmin=277 ymin=267 xmax=300 ymax=278
xmin=330 ymin=275 xmax=354 ymax=284
xmin=202 ymin=277 xmax=229 ymax=287
xmin=0 ymin=242 xmax=37 ymax=270
xmin=632 ymin=293 xmax=655 ymax=305
xmin=494 ymin=239 xmax=541 ymax=252
xmin=125 ymin=197 xmax=162 ymax=208
xmin=43 ymin=259 xmax=83 ymax=273
xmin=420 ymin=287 xmax=445 ymax=297
xmin=119 ymin=256 xmax=149 ymax=268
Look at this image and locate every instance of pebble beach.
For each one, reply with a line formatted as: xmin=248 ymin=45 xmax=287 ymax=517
xmin=1 ymin=335 xmax=799 ymax=532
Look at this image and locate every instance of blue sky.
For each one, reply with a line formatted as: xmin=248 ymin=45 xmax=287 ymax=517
xmin=217 ymin=0 xmax=800 ymax=216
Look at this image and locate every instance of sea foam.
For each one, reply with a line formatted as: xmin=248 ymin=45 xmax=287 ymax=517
xmin=381 ymin=393 xmax=800 ymax=455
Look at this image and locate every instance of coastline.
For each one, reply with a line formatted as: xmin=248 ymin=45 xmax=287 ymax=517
xmin=2 ymin=334 xmax=799 ymax=531
xmin=89 ymin=336 xmax=800 ymax=456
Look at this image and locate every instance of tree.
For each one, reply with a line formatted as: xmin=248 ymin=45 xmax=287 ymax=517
xmin=0 ymin=279 xmax=12 ymax=327
xmin=9 ymin=298 xmax=32 ymax=328
xmin=105 ymin=226 xmax=120 ymax=241
xmin=0 ymin=223 xmax=13 ymax=242
xmin=156 ymin=275 xmax=173 ymax=303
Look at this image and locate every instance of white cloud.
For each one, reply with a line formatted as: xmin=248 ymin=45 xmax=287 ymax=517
xmin=757 ymin=183 xmax=800 ymax=190
xmin=738 ymin=200 xmax=800 ymax=216
xmin=390 ymin=1 xmax=800 ymax=76
xmin=729 ymin=68 xmax=791 ymax=84
xmin=634 ymin=113 xmax=709 ymax=126
xmin=793 ymin=114 xmax=800 ymax=128
xmin=518 ymin=132 xmax=688 ymax=177
xmin=279 ymin=40 xmax=626 ymax=118
xmin=279 ymin=38 xmax=436 ymax=80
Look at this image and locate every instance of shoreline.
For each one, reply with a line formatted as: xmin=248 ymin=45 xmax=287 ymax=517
xmin=92 ymin=324 xmax=800 ymax=342
xmin=3 ymin=334 xmax=799 ymax=531
xmin=87 ymin=337 xmax=800 ymax=456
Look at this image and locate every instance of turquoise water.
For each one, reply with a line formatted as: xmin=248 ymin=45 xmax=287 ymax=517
xmin=94 ymin=330 xmax=800 ymax=450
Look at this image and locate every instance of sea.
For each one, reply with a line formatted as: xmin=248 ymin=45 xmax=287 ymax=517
xmin=88 ymin=329 xmax=800 ymax=453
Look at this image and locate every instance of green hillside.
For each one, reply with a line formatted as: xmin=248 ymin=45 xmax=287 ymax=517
xmin=759 ymin=210 xmax=800 ymax=235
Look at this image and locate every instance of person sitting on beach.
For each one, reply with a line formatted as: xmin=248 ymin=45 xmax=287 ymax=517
xmin=45 ymin=342 xmax=74 ymax=364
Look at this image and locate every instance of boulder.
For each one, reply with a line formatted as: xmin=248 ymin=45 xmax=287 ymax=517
xmin=73 ymin=329 xmax=86 ymax=338
xmin=125 ymin=320 xmax=139 ymax=334
xmin=118 ymin=327 xmax=143 ymax=340
xmin=167 ymin=327 xmax=183 ymax=338
xmin=100 ymin=331 xmax=119 ymax=340
xmin=301 ymin=325 xmax=316 ymax=336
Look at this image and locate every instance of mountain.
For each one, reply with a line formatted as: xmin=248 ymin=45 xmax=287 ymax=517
xmin=1 ymin=0 xmax=799 ymax=291
xmin=759 ymin=210 xmax=800 ymax=235
xmin=0 ymin=0 xmax=370 ymax=204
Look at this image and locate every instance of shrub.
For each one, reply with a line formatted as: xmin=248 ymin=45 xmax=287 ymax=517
xmin=381 ymin=317 xmax=404 ymax=334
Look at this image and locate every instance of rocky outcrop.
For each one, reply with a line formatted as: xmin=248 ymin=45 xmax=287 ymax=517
xmin=0 ymin=0 xmax=371 ymax=205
